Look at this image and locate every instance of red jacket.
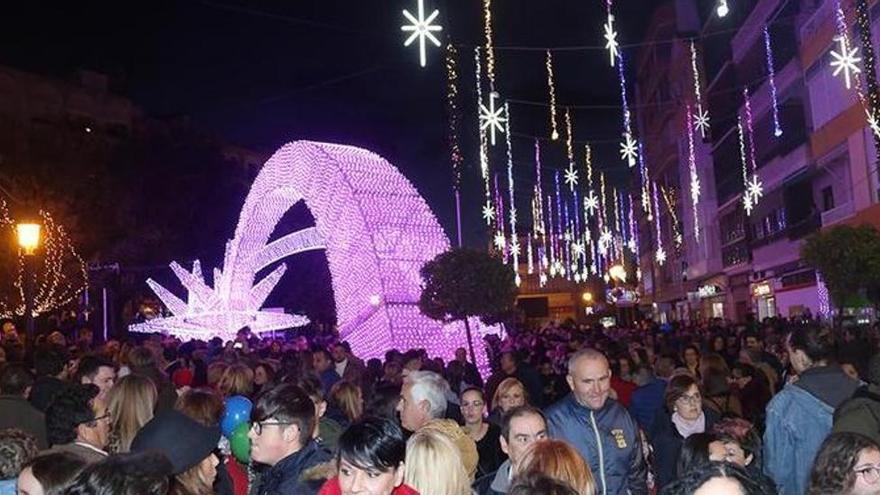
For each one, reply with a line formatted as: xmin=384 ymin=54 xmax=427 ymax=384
xmin=318 ymin=477 xmax=419 ymax=495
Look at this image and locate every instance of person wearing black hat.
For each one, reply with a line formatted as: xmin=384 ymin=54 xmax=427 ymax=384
xmin=249 ymin=383 xmax=333 ymax=495
xmin=131 ymin=409 xmax=221 ymax=495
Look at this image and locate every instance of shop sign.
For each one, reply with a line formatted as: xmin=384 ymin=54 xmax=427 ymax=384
xmin=697 ymin=285 xmax=721 ymax=298
xmin=753 ymin=283 xmax=772 ymax=297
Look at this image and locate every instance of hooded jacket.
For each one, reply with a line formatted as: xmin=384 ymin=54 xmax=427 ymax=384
xmin=545 ymin=393 xmax=647 ymax=495
xmin=253 ymin=440 xmax=333 ymax=495
xmin=764 ymin=365 xmax=859 ymax=495
xmin=472 ymin=459 xmax=512 ymax=495
xmin=833 ymin=383 xmax=880 ymax=445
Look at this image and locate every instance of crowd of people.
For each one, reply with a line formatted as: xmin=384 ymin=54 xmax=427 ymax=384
xmin=0 ymin=315 xmax=878 ymax=495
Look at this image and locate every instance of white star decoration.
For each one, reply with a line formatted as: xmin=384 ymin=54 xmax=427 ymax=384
xmin=584 ymin=190 xmax=600 ymax=217
xmin=743 ymin=191 xmax=754 ymax=216
xmin=401 ymin=0 xmax=442 ymax=68
xmin=674 ymin=233 xmax=683 ymax=246
xmin=830 ymin=36 xmax=862 ymax=90
xmin=627 ymin=239 xmax=637 ymax=253
xmin=493 ymin=232 xmax=506 ymax=250
xmin=603 ymin=14 xmax=619 ymax=67
xmin=599 ymin=229 xmax=613 ymax=251
xmin=482 ymin=201 xmax=495 ymax=224
xmin=564 ymin=164 xmax=579 ymax=190
xmin=694 ymin=108 xmax=710 ymax=138
xmin=620 ymin=133 xmax=638 ymax=167
xmin=479 ymin=91 xmax=507 ymax=146
xmin=747 ymin=175 xmax=764 ymax=203
xmin=572 ymin=241 xmax=585 ymax=256
xmin=868 ymin=109 xmax=880 ymax=138
xmin=655 ymin=247 xmax=666 ymax=265
xmin=510 ymin=239 xmax=521 ymax=256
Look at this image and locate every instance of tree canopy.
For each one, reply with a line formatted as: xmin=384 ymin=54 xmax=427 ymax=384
xmin=801 ymin=224 xmax=880 ymax=308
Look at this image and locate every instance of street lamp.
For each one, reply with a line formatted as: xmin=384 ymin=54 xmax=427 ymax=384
xmin=581 ymin=292 xmax=593 ymax=303
xmin=16 ymin=222 xmax=41 ymax=338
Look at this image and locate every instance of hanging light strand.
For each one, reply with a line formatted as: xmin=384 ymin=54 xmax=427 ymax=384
xmin=482 ymin=0 xmax=496 ymax=90
xmin=546 ymin=50 xmax=560 ymax=140
xmin=445 ymin=44 xmax=463 ymax=188
xmin=686 ymin=104 xmax=701 ymax=240
xmin=763 ymin=27 xmax=783 ymax=137
xmin=504 ymin=102 xmax=520 ymax=285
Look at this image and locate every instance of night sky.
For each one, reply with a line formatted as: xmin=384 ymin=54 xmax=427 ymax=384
xmin=1 ymin=0 xmax=663 ymax=247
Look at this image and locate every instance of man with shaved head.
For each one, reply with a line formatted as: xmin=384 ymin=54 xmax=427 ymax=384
xmin=545 ymin=348 xmax=647 ymax=495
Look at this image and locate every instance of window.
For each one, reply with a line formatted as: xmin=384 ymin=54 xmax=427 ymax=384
xmin=822 ymin=186 xmax=835 ymax=211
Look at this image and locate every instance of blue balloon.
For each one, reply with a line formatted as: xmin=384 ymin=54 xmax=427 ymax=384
xmin=221 ymin=396 xmax=253 ymax=437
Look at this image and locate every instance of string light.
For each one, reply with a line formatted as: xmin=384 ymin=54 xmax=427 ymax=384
xmin=690 ymin=41 xmax=710 ymax=138
xmin=482 ymin=0 xmax=496 ymax=89
xmin=603 ymin=6 xmax=619 ymax=67
xmin=0 ymin=202 xmax=87 ymax=319
xmin=659 ymin=185 xmax=683 ymax=247
xmin=616 ymin=50 xmax=637 ymax=167
xmin=686 ymin=104 xmax=701 ymax=241
xmin=401 ymin=0 xmax=443 ymax=68
xmin=742 ymin=88 xmax=763 ymax=208
xmin=854 ymin=0 xmax=880 ymax=160
xmin=493 ymin=173 xmax=506 ymax=255
xmin=504 ymin=102 xmax=520 ymax=286
xmin=652 ymin=182 xmax=665 ymax=266
xmin=445 ymin=44 xmax=462 ymax=188
xmin=763 ymin=27 xmax=783 ymax=137
xmin=736 ymin=116 xmax=753 ymax=215
xmin=475 ymin=47 xmax=494 ymax=226
xmin=638 ymin=139 xmax=652 ymax=220
xmin=563 ymin=108 xmax=578 ymax=189
xmin=546 ymin=50 xmax=560 ymax=140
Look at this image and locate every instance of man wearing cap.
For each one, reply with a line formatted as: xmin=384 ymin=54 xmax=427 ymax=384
xmin=249 ymin=383 xmax=333 ymax=495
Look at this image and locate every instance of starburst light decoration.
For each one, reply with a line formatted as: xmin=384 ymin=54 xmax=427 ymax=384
xmin=694 ymin=109 xmax=710 ymax=137
xmin=564 ymin=164 xmax=579 ymax=190
xmin=479 ymin=91 xmax=507 ymax=146
xmin=830 ymin=35 xmax=862 ymax=90
xmin=131 ymin=141 xmax=499 ymax=371
xmin=655 ymin=246 xmax=667 ymax=265
xmin=620 ymin=132 xmax=637 ymax=167
xmin=604 ymin=14 xmax=619 ymax=67
xmin=401 ymin=0 xmax=443 ymax=67
xmin=482 ymin=200 xmax=496 ymax=224
xmin=493 ymin=232 xmax=506 ymax=250
xmin=747 ymin=175 xmax=764 ymax=203
xmin=584 ymin=190 xmax=599 ymax=217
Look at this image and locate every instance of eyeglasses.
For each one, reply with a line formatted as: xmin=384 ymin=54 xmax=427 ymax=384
xmin=677 ymin=394 xmax=702 ymax=404
xmin=251 ymin=420 xmax=296 ymax=436
xmin=78 ymin=412 xmax=111 ymax=427
xmin=855 ymin=464 xmax=880 ymax=484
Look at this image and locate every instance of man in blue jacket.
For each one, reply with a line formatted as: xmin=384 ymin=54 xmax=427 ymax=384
xmin=546 ymin=348 xmax=647 ymax=495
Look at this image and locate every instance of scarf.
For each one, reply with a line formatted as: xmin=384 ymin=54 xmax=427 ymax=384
xmin=671 ymin=411 xmax=706 ymax=439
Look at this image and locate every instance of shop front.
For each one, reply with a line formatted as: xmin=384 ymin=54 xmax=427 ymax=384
xmin=751 ymin=281 xmax=777 ymax=320
xmin=686 ymin=281 xmax=727 ymax=321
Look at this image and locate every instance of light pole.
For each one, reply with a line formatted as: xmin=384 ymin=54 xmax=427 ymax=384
xmin=16 ymin=222 xmax=41 ymax=340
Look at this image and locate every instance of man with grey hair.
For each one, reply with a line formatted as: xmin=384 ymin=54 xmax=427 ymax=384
xmin=546 ymin=348 xmax=647 ymax=495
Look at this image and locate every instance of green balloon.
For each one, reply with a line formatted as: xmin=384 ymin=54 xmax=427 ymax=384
xmin=229 ymin=422 xmax=251 ymax=464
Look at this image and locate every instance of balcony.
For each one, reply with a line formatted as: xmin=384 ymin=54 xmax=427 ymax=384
xmin=787 ymin=213 xmax=821 ymax=239
xmin=821 ymin=201 xmax=855 ymax=227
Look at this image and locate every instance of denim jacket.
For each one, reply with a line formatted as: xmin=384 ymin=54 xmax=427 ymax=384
xmin=763 ymin=384 xmax=834 ymax=495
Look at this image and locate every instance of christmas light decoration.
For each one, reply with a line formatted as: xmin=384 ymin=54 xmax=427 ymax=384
xmin=474 ymin=47 xmax=494 ymax=227
xmin=817 ymin=271 xmax=831 ymax=318
xmin=546 ymin=51 xmax=560 ymax=140
xmin=131 ymin=141 xmax=500 ymax=369
xmin=482 ymin=0 xmax=496 ymax=89
xmin=736 ymin=116 xmax=753 ymax=215
xmin=584 ymin=190 xmax=599 ymax=217
xmin=620 ymin=133 xmax=637 ymax=167
xmin=763 ymin=27 xmax=783 ymax=137
xmin=716 ymin=0 xmax=729 ymax=17
xmin=0 ymin=202 xmax=87 ymax=318
xmin=830 ymin=35 xmax=862 ymax=90
xmin=493 ymin=173 xmax=506 ymax=255
xmin=638 ymin=140 xmax=652 ymax=220
xmin=445 ymin=44 xmax=463 ymax=189
xmin=603 ymin=14 xmax=619 ymax=67
xmin=479 ymin=91 xmax=507 ymax=147
xmin=686 ymin=105 xmax=701 ymax=240
xmin=659 ymin=185 xmax=683 ymax=248
xmin=482 ymin=201 xmax=496 ymax=223
xmin=742 ymin=88 xmax=763 ymax=210
xmin=503 ymin=102 xmax=520 ymax=286
xmin=401 ymin=0 xmax=443 ymax=68
xmin=652 ymin=182 xmax=665 ymax=266
xmin=690 ymin=41 xmax=710 ymax=138
xmin=854 ymin=0 xmax=880 ymax=163
xmin=616 ymin=49 xmax=637 ymax=167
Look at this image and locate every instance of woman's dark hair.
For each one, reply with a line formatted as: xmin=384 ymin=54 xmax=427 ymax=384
xmin=682 ymin=345 xmax=701 ymax=359
xmin=26 ymin=452 xmax=87 ymax=495
xmin=662 ymin=461 xmax=768 ymax=495
xmin=509 ymin=473 xmax=579 ymax=495
xmin=0 ymin=428 xmax=38 ymax=479
xmin=62 ymin=452 xmax=171 ymax=495
xmin=788 ymin=324 xmax=834 ymax=363
xmin=254 ymin=361 xmax=276 ymax=383
xmin=337 ymin=416 xmax=405 ymax=472
xmin=664 ymin=374 xmax=699 ymax=411
xmin=712 ymin=418 xmax=762 ymax=468
xmin=701 ymin=368 xmax=731 ymax=398
xmin=46 ymin=384 xmax=99 ymax=446
xmin=460 ymin=386 xmax=485 ymax=401
xmin=676 ymin=432 xmax=717 ymax=478
xmin=807 ymin=432 xmax=879 ymax=495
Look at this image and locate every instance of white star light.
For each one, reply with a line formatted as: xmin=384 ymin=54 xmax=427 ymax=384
xmin=572 ymin=241 xmax=585 ymax=256
xmin=510 ymin=239 xmax=521 ymax=256
xmin=401 ymin=0 xmax=442 ymax=68
xmin=620 ymin=133 xmax=638 ymax=167
xmin=479 ymin=91 xmax=507 ymax=146
xmin=655 ymin=247 xmax=666 ymax=265
xmin=830 ymin=36 xmax=862 ymax=90
xmin=694 ymin=108 xmax=711 ymax=138
xmin=674 ymin=233 xmax=683 ymax=246
xmin=867 ymin=109 xmax=880 ymax=138
xmin=584 ymin=190 xmax=600 ymax=217
xmin=747 ymin=175 xmax=764 ymax=203
xmin=627 ymin=239 xmax=637 ymax=253
xmin=482 ymin=201 xmax=495 ymax=224
xmin=603 ymin=14 xmax=619 ymax=67
xmin=564 ymin=164 xmax=579 ymax=190
xmin=743 ymin=191 xmax=754 ymax=216
xmin=493 ymin=232 xmax=506 ymax=250
xmin=599 ymin=229 xmax=613 ymax=250
xmin=539 ymin=273 xmax=548 ymax=286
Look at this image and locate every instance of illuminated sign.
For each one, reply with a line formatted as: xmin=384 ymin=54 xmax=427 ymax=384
xmin=753 ymin=283 xmax=772 ymax=297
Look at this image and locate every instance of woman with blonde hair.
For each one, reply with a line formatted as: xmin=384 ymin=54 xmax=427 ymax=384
xmin=488 ymin=378 xmax=528 ymax=425
xmin=106 ymin=374 xmax=158 ymax=453
xmin=328 ymin=381 xmax=364 ymax=425
xmin=405 ymin=428 xmax=471 ymax=495
xmin=216 ymin=363 xmax=254 ymax=398
xmin=514 ymin=439 xmax=595 ymax=495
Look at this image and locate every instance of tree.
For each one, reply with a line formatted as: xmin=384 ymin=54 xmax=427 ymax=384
xmin=801 ymin=225 xmax=880 ymax=313
xmin=419 ymin=248 xmax=517 ymax=364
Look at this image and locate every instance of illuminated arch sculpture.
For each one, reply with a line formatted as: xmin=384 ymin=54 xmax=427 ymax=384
xmin=131 ymin=141 xmax=498 ymax=365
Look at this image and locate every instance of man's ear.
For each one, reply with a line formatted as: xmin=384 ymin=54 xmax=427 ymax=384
xmin=500 ymin=435 xmax=509 ymax=455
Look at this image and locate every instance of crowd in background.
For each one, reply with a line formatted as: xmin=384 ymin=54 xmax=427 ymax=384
xmin=0 ymin=315 xmax=878 ymax=494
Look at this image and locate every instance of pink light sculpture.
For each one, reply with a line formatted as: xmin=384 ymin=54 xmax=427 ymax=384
xmin=131 ymin=141 xmax=499 ymax=369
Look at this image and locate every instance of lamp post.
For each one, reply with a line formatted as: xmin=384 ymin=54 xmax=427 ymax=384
xmin=16 ymin=222 xmax=41 ymax=339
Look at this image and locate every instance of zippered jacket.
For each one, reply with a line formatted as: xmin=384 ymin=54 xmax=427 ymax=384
xmin=546 ymin=393 xmax=647 ymax=495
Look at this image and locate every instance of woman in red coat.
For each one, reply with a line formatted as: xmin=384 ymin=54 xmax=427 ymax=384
xmin=318 ymin=416 xmax=419 ymax=495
